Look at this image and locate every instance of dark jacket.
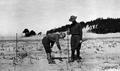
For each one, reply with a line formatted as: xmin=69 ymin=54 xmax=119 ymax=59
xmin=69 ymin=21 xmax=82 ymax=40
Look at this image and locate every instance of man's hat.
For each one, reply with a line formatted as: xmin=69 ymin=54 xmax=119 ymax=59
xmin=69 ymin=15 xmax=77 ymax=21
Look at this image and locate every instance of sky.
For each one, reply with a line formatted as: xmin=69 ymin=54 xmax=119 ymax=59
xmin=0 ymin=0 xmax=120 ymax=36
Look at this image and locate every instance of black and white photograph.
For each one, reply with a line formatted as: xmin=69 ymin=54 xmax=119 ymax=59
xmin=0 ymin=0 xmax=120 ymax=71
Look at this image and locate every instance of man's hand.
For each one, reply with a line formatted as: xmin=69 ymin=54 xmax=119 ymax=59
xmin=80 ymin=40 xmax=82 ymax=43
xmin=59 ymin=50 xmax=62 ymax=54
xmin=67 ymin=29 xmax=70 ymax=35
xmin=67 ymin=31 xmax=70 ymax=35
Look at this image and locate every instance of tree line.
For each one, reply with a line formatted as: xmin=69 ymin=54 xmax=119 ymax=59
xmin=86 ymin=18 xmax=120 ymax=34
xmin=47 ymin=18 xmax=120 ymax=34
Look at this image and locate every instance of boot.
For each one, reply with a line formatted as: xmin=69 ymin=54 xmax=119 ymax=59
xmin=69 ymin=50 xmax=75 ymax=62
xmin=47 ymin=53 xmax=55 ymax=64
xmin=69 ymin=57 xmax=74 ymax=63
xmin=76 ymin=50 xmax=82 ymax=62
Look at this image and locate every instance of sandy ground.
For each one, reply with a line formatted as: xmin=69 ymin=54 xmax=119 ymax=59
xmin=0 ymin=35 xmax=120 ymax=71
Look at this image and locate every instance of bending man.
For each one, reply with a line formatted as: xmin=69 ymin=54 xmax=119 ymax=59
xmin=42 ymin=32 xmax=66 ymax=64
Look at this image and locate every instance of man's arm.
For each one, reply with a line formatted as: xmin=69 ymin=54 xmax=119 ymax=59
xmin=50 ymin=42 xmax=55 ymax=48
xmin=67 ymin=28 xmax=71 ymax=35
xmin=55 ymin=35 xmax=61 ymax=50
xmin=56 ymin=41 xmax=61 ymax=50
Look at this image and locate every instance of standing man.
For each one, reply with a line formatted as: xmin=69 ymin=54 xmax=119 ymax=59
xmin=67 ymin=15 xmax=83 ymax=62
xmin=42 ymin=32 xmax=66 ymax=64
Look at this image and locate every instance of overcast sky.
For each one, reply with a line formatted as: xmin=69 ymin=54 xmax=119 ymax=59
xmin=0 ymin=0 xmax=120 ymax=36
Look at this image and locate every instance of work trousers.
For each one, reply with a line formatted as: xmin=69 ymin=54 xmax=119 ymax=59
xmin=71 ymin=35 xmax=82 ymax=59
xmin=42 ymin=37 xmax=54 ymax=53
